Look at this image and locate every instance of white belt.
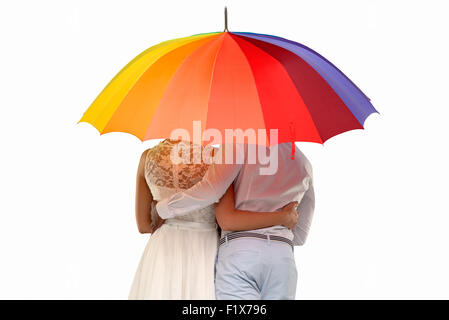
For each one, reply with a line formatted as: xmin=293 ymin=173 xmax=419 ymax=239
xmin=164 ymin=218 xmax=217 ymax=231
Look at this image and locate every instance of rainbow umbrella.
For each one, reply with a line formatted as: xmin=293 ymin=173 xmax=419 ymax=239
xmin=79 ymin=8 xmax=377 ymax=152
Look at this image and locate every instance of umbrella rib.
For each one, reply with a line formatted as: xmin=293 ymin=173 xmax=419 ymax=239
xmin=236 ymin=33 xmax=377 ymax=139
xmin=112 ymin=34 xmax=223 ymax=139
xmin=234 ymin=32 xmax=378 ymax=128
xmin=235 ymin=31 xmax=372 ymax=102
xmin=231 ymin=33 xmax=324 ymax=144
xmin=226 ymin=32 xmax=269 ymax=145
xmin=143 ymin=33 xmax=226 ymax=140
xmin=204 ymin=33 xmax=226 ymax=139
xmin=83 ymin=33 xmax=221 ymax=132
xmin=80 ymin=37 xmax=183 ymax=126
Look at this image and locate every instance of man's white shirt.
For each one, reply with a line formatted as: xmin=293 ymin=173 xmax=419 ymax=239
xmin=156 ymin=143 xmax=315 ymax=246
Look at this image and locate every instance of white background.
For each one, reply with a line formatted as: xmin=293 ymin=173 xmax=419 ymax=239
xmin=1 ymin=0 xmax=448 ymax=299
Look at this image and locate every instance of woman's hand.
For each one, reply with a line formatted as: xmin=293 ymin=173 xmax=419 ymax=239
xmin=280 ymin=202 xmax=299 ymax=229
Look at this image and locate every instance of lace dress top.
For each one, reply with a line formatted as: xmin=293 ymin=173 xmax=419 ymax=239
xmin=144 ymin=139 xmax=215 ymax=224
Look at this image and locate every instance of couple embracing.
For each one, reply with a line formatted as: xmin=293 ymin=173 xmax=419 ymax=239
xmin=129 ymin=138 xmax=314 ymax=300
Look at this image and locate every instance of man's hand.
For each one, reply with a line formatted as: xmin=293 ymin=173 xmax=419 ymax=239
xmin=151 ymin=200 xmax=165 ymax=233
xmin=281 ymin=202 xmax=299 ymax=229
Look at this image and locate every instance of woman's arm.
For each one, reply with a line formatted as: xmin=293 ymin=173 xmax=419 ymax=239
xmin=214 ymin=185 xmax=299 ymax=232
xmin=135 ymin=151 xmax=162 ymax=234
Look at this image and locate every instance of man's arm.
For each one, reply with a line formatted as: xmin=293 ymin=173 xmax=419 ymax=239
xmin=215 ymin=184 xmax=299 ymax=231
xmin=156 ymin=146 xmax=243 ymax=219
xmin=292 ymin=175 xmax=315 ymax=246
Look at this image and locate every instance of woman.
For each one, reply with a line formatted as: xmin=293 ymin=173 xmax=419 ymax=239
xmin=129 ymin=139 xmax=298 ymax=300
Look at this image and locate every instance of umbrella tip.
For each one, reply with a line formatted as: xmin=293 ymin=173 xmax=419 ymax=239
xmin=224 ymin=6 xmax=229 ymax=32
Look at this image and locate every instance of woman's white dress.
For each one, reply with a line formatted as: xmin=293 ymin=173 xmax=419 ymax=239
xmin=128 ymin=140 xmax=218 ymax=300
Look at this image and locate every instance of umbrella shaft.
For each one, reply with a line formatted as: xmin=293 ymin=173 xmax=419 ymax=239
xmin=224 ymin=7 xmax=228 ymax=32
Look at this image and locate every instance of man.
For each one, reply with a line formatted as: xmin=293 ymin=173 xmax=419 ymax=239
xmin=156 ymin=142 xmax=315 ymax=299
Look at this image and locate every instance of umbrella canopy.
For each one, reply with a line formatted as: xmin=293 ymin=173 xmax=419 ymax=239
xmin=79 ymin=24 xmax=377 ymax=147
